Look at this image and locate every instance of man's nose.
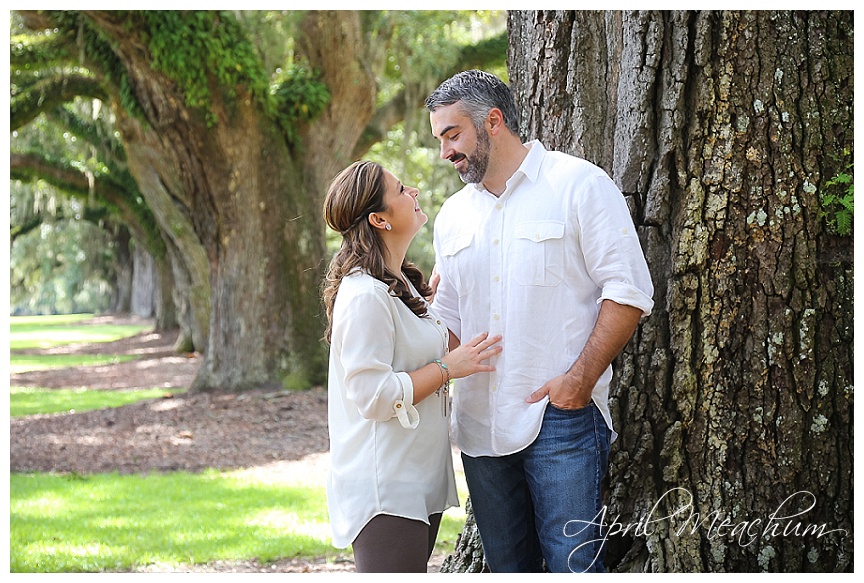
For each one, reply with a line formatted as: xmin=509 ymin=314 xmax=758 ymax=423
xmin=439 ymin=142 xmax=452 ymax=160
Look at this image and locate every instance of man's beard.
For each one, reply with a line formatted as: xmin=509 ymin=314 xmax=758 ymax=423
xmin=455 ymin=128 xmax=490 ymax=184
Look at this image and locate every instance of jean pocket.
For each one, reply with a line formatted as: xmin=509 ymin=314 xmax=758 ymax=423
xmin=547 ymin=400 xmax=593 ymax=415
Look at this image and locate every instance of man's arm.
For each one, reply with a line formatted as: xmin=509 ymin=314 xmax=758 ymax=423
xmin=525 ymin=299 xmax=643 ymax=409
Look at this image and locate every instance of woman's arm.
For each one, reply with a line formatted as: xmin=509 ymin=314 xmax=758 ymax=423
xmin=334 ymin=281 xmax=500 ymax=421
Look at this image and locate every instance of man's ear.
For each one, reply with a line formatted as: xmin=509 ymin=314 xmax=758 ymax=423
xmin=486 ymin=108 xmax=506 ymax=136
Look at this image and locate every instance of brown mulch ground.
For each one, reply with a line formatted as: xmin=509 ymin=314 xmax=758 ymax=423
xmin=9 ymin=316 xmax=448 ymax=573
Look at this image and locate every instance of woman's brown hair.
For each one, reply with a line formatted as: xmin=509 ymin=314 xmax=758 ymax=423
xmin=321 ymin=161 xmax=432 ymax=342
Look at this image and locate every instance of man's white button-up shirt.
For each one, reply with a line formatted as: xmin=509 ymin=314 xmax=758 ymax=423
xmin=432 ymin=141 xmax=654 ymax=457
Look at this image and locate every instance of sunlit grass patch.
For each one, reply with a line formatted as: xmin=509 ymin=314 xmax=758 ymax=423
xmin=10 ymin=459 xmax=470 ymax=572
xmin=10 ymin=314 xmax=95 ymax=327
xmin=10 ymin=469 xmax=338 ymax=572
xmin=10 ymin=324 xmax=151 ymax=351
xmin=10 ymin=387 xmax=186 ymax=417
xmin=10 ymin=353 xmax=139 ymax=374
xmin=437 ymin=501 xmax=468 ymax=554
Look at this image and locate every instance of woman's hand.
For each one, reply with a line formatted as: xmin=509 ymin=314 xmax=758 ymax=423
xmin=441 ymin=332 xmax=502 ymax=380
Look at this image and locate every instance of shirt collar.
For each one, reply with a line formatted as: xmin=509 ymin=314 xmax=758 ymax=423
xmin=517 ymin=140 xmax=546 ymax=184
xmin=471 ymin=140 xmax=547 ymax=197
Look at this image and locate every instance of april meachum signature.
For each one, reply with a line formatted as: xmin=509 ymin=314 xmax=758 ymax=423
xmin=563 ymin=488 xmax=848 ymax=572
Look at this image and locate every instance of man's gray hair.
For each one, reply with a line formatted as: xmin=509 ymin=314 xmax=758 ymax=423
xmin=425 ymin=70 xmax=520 ymax=135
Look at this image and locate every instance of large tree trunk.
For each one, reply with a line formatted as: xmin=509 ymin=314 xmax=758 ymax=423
xmin=81 ymin=11 xmax=378 ymax=390
xmin=111 ymin=76 xmax=324 ymax=390
xmin=445 ymin=10 xmax=853 ymax=573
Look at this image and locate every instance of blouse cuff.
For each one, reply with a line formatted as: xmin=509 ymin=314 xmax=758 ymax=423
xmin=392 ymin=372 xmax=420 ymax=429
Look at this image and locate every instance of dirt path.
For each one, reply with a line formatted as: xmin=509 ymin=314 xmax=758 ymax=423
xmin=9 ymin=316 xmax=450 ymax=572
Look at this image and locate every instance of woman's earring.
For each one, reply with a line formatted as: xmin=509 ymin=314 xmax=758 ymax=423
xmin=385 ymin=224 xmax=392 ymax=231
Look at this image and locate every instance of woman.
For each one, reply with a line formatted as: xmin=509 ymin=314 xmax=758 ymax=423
xmin=322 ymin=160 xmax=502 ymax=572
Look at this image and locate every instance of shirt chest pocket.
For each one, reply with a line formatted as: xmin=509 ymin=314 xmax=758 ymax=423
xmin=440 ymin=232 xmax=477 ymax=296
xmin=512 ymin=221 xmax=565 ymax=287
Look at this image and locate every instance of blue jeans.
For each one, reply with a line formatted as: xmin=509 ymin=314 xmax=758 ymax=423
xmin=461 ymin=402 xmax=612 ymax=573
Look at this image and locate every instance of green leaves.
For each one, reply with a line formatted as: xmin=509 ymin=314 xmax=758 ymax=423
xmin=271 ymin=66 xmax=330 ymax=145
xmin=820 ymin=161 xmax=854 ymax=236
xmin=140 ymin=11 xmax=270 ymax=126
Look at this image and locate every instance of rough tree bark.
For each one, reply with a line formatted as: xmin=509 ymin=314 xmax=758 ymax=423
xmin=445 ymin=10 xmax=853 ymax=573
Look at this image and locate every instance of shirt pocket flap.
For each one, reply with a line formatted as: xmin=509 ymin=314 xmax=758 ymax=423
xmin=440 ymin=233 xmax=474 ymax=257
xmin=514 ymin=221 xmax=565 ymax=243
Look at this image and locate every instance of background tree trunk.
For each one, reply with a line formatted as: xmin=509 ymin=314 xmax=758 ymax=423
xmin=445 ymin=10 xmax=853 ymax=572
xmin=110 ymin=224 xmax=133 ymax=314
xmin=131 ymin=243 xmax=154 ymax=318
xmin=153 ymin=251 xmax=178 ymax=332
xmin=84 ymin=11 xmax=383 ymax=390
xmin=84 ymin=11 xmax=334 ymax=390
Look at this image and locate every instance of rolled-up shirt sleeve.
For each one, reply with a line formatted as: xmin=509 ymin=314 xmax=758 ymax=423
xmin=577 ymin=173 xmax=654 ymax=316
xmin=332 ymin=286 xmax=420 ymax=428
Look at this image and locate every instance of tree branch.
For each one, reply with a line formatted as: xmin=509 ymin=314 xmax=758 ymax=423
xmin=10 ymin=214 xmax=44 ymax=244
xmin=10 ymin=207 xmax=109 ymax=244
xmin=10 ymin=152 xmax=165 ymax=257
xmin=11 ymin=74 xmax=108 ymax=130
xmin=48 ymin=105 xmax=128 ymax=166
xmin=352 ymin=31 xmax=508 ymax=158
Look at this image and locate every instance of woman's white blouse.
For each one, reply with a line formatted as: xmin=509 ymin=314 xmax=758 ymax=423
xmin=326 ymin=270 xmax=458 ymax=548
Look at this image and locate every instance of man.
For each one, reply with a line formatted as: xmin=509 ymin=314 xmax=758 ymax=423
xmin=426 ymin=70 xmax=653 ymax=573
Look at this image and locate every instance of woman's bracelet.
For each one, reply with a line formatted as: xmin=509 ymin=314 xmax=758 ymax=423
xmin=433 ymin=359 xmax=451 ymax=388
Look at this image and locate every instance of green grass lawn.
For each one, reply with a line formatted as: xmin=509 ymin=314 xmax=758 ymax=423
xmin=10 ymin=387 xmax=184 ymax=417
xmin=8 ymin=314 xmax=469 ymax=572
xmin=10 ymin=313 xmax=151 ymax=351
xmin=10 ymin=469 xmax=335 ymax=572
xmin=9 ymin=354 xmax=139 ymax=374
xmin=10 ymin=313 xmax=96 ymax=327
xmin=10 ymin=466 xmax=468 ymax=572
xmin=10 ymin=313 xmax=152 ymax=373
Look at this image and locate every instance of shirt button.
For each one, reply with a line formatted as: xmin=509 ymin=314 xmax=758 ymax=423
xmin=493 ymin=313 xmax=500 ymax=320
xmin=492 ymin=238 xmax=500 ymax=245
xmin=534 ymin=233 xmax=541 ymax=240
xmin=493 ymin=275 xmax=500 ymax=282
xmin=495 ymin=204 xmax=503 ymax=210
xmin=491 ymin=385 xmax=498 ymax=392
